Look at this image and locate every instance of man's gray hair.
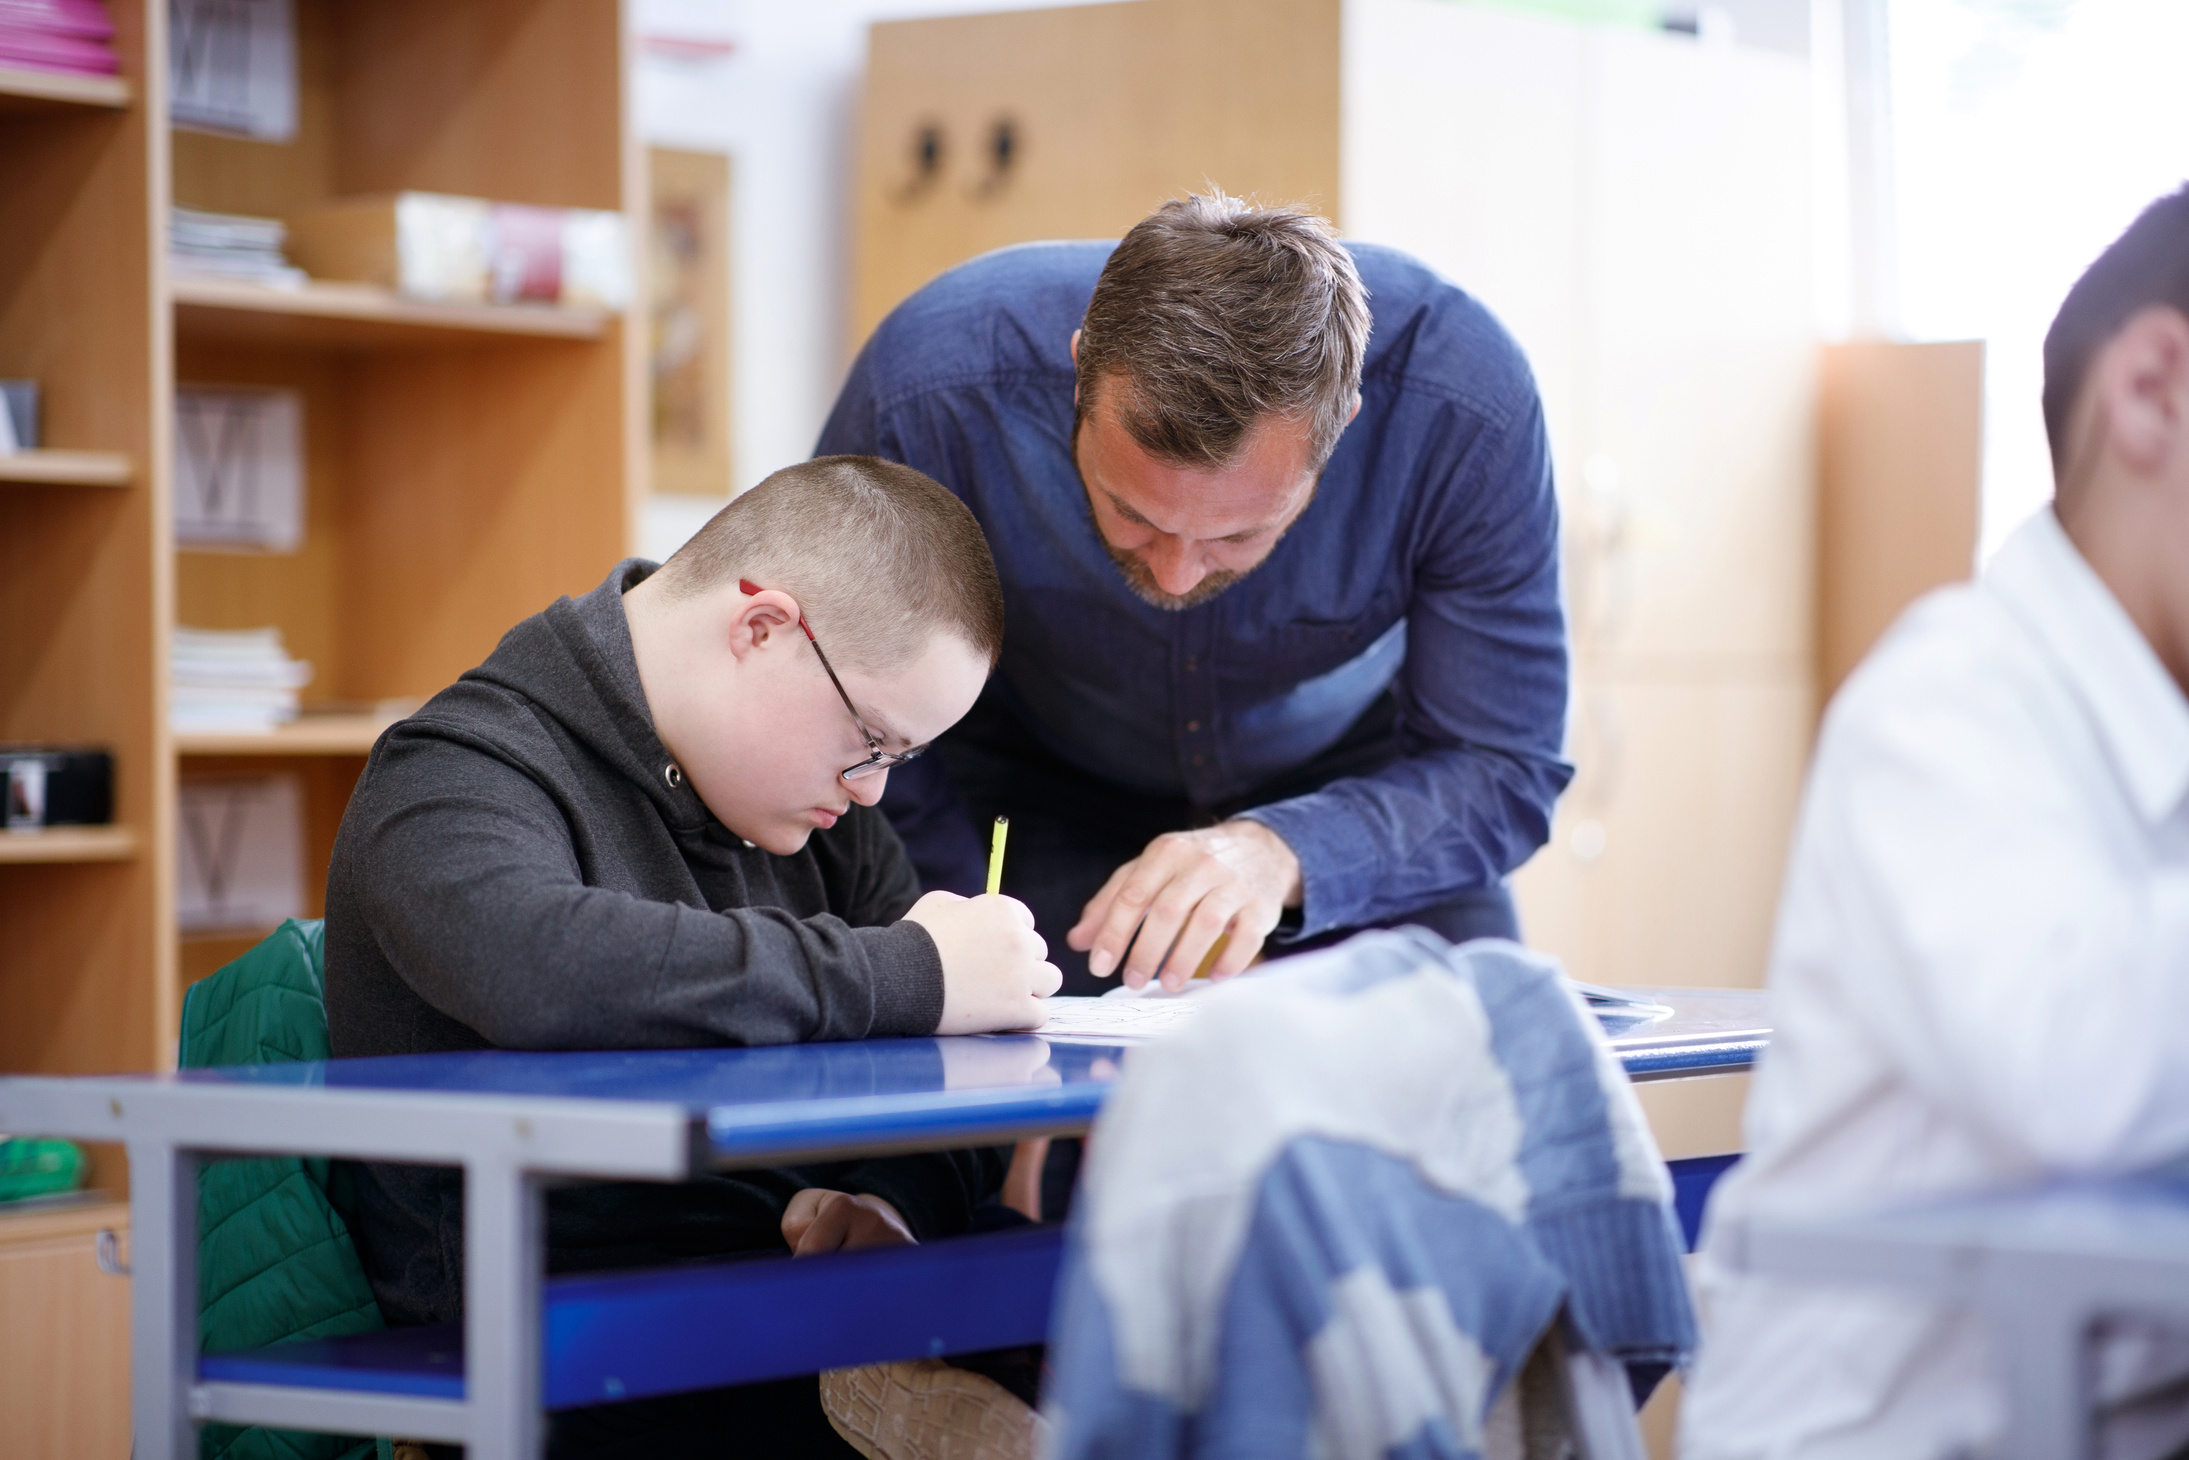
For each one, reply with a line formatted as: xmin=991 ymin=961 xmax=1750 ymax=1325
xmin=1074 ymin=191 xmax=1370 ymax=470
xmin=658 ymin=455 xmax=1004 ymax=674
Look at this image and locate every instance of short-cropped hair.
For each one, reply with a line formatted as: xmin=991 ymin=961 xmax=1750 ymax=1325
xmin=658 ymin=455 xmax=1004 ymax=673
xmin=1074 ymin=191 xmax=1370 ymax=471
xmin=2044 ymin=182 xmax=2189 ymax=474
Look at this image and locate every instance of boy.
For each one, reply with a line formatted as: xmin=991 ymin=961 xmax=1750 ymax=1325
xmin=325 ymin=455 xmax=1063 ymax=1453
xmin=1683 ymin=187 xmax=2189 ymax=1457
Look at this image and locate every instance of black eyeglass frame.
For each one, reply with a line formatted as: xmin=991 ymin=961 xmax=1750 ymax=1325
xmin=740 ymin=579 xmax=928 ymax=782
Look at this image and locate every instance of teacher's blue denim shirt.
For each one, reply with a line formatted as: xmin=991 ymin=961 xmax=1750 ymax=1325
xmin=817 ymin=241 xmax=1571 ymax=939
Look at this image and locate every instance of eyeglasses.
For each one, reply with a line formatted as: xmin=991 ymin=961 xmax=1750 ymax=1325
xmin=740 ymin=579 xmax=929 ymax=782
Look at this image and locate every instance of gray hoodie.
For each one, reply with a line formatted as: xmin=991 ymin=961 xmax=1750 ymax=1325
xmin=326 ymin=559 xmax=995 ymax=1324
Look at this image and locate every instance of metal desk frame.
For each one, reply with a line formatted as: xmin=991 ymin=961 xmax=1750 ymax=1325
xmin=1726 ymin=1177 xmax=2189 ymax=1460
xmin=0 ymin=986 xmax=1765 ymax=1460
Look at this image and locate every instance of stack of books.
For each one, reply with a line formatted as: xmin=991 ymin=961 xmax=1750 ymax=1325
xmin=0 ymin=0 xmax=118 ymax=77
xmin=170 ymin=207 xmax=307 ymax=287
xmin=172 ymin=627 xmax=313 ymax=734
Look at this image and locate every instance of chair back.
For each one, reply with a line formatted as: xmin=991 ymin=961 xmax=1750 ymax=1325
xmin=180 ymin=918 xmax=385 ymax=1460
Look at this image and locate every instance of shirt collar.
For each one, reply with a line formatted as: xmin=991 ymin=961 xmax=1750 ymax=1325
xmin=1987 ymin=507 xmax=2189 ymax=824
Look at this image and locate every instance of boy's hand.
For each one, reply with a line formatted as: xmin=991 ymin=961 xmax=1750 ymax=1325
xmin=904 ymin=890 xmax=1063 ymax=1034
xmin=782 ymin=1189 xmax=915 ymax=1255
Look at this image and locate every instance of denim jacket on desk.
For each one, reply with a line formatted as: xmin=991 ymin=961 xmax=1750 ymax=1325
xmin=817 ymin=241 xmax=1572 ymax=939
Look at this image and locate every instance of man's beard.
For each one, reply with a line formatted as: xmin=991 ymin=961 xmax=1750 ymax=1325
xmin=1101 ymin=536 xmax=1248 ymax=611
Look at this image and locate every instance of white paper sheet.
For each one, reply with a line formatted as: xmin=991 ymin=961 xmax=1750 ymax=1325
xmin=1035 ymin=984 xmax=1213 ymax=1044
xmin=1031 ymin=973 xmax=1673 ymax=1044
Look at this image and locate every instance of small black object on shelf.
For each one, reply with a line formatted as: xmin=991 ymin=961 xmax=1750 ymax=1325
xmin=2 ymin=747 xmax=114 ymax=829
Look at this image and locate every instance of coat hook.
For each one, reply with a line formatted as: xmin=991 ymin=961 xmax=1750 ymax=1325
xmin=895 ymin=121 xmax=945 ymax=204
xmin=972 ymin=116 xmax=1018 ymax=199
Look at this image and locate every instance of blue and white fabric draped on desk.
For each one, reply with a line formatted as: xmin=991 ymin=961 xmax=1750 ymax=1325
xmin=1043 ymin=930 xmax=1697 ymax=1460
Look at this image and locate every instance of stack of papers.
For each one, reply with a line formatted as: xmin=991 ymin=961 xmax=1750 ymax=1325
xmin=0 ymin=0 xmax=119 ymax=77
xmin=170 ymin=207 xmax=307 ymax=287
xmin=172 ymin=627 xmax=313 ymax=734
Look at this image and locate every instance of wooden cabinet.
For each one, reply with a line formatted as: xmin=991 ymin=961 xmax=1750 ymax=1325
xmin=1816 ymin=340 xmax=1984 ymax=700
xmin=2 ymin=2 xmax=640 ymax=1437
xmin=853 ymin=0 xmax=1341 ymax=353
xmin=0 ymin=0 xmax=641 ymax=1108
xmin=169 ymin=0 xmax=643 ymax=967
xmin=854 ymin=0 xmax=1816 ymax=993
xmin=1 ymin=6 xmax=166 ymax=1122
xmin=0 ymin=1202 xmax=132 ymax=1459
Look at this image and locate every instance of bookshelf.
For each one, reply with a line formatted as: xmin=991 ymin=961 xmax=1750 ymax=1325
xmin=0 ymin=0 xmax=163 ymax=1123
xmin=1 ymin=0 xmax=641 ymax=1237
xmin=168 ymin=0 xmax=642 ymax=1002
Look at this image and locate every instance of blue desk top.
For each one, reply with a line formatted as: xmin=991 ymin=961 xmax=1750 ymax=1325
xmin=146 ymin=987 xmax=1765 ymax=1167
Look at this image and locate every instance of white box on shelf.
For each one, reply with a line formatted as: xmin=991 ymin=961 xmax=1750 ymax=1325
xmin=283 ymin=193 xmax=633 ymax=310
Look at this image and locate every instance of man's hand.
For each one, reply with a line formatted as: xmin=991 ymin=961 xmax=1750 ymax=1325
xmin=1067 ymin=820 xmax=1302 ymax=992
xmin=781 ymin=1188 xmax=916 ymax=1256
xmin=903 ymin=890 xmax=1064 ymax=1034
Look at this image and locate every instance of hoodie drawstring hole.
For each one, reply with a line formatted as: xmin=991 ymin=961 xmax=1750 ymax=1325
xmin=664 ymin=764 xmax=683 ymax=789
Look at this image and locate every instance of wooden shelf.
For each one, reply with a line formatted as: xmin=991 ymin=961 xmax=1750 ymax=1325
xmin=0 ymin=826 xmax=139 ymax=864
xmin=0 ymin=66 xmax=131 ymax=114
xmin=172 ymin=275 xmax=611 ymax=348
xmin=0 ymin=449 xmax=132 ymax=488
xmin=176 ymin=713 xmax=395 ymax=757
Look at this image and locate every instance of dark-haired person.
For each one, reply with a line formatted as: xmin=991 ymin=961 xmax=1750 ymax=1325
xmin=1683 ymin=186 xmax=2189 ymax=1459
xmin=822 ymin=191 xmax=1570 ymax=1002
xmin=325 ymin=455 xmax=1063 ymax=1454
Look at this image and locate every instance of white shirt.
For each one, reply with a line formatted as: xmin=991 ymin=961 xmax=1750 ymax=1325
xmin=1681 ymin=509 xmax=2189 ymax=1460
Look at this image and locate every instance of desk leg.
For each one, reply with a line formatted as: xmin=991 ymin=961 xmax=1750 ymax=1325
xmin=130 ymin=1141 xmax=199 ymax=1460
xmin=1990 ymin=1297 xmax=2095 ymax=1460
xmin=466 ymin=1158 xmax=545 ymax=1460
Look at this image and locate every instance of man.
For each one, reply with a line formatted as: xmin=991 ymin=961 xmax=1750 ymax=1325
xmin=325 ymin=455 xmax=1060 ymax=1454
xmin=820 ymin=192 xmax=1571 ymax=996
xmin=1683 ymin=186 xmax=2189 ymax=1458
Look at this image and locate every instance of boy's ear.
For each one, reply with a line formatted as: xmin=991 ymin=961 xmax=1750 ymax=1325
xmin=726 ymin=580 xmax=806 ymax=661
xmin=2103 ymin=306 xmax=2189 ymax=478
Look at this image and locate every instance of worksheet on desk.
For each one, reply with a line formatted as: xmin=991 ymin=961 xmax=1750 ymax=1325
xmin=1035 ymin=983 xmax=1211 ymax=1044
xmin=1031 ymin=975 xmax=1671 ymax=1044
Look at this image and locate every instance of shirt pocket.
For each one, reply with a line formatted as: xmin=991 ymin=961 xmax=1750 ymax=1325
xmin=1230 ymin=614 xmax=1396 ymax=685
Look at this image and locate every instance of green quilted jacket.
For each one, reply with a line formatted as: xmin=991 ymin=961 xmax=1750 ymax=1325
xmin=179 ymin=919 xmax=390 ymax=1460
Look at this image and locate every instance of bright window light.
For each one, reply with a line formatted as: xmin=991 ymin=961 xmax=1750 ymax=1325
xmin=1890 ymin=0 xmax=2189 ymax=557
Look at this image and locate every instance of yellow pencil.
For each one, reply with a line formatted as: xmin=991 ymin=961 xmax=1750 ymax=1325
xmin=986 ymin=815 xmax=1010 ymax=896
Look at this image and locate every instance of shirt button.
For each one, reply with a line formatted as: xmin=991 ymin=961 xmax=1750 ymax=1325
xmin=1191 ymin=753 xmax=1206 ymax=767
xmin=1184 ymin=657 xmax=1198 ymax=673
xmin=1186 ymin=720 xmax=1201 ymax=733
